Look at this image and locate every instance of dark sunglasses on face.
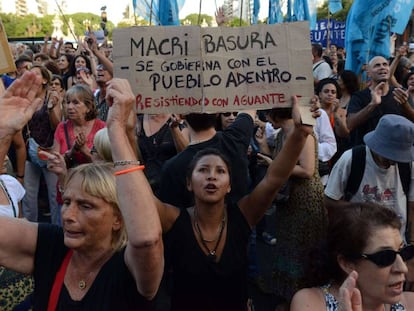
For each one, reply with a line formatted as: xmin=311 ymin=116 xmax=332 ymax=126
xmin=360 ymin=244 xmax=414 ymax=267
xmin=222 ymin=112 xmax=238 ymax=117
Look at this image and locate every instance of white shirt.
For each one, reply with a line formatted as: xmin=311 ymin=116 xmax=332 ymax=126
xmin=325 ymin=146 xmax=413 ymax=238
xmin=314 ymin=109 xmax=337 ymax=162
xmin=0 ymin=174 xmax=25 ymax=218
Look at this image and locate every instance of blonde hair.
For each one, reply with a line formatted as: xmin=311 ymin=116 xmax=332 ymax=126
xmin=64 ymin=163 xmax=127 ymax=250
xmin=93 ymin=128 xmax=113 ymax=162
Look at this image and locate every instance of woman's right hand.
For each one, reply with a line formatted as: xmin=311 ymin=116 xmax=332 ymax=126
xmin=43 ymin=151 xmax=67 ymax=177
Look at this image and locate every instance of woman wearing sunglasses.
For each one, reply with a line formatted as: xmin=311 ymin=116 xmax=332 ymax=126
xmin=291 ymin=202 xmax=414 ymax=310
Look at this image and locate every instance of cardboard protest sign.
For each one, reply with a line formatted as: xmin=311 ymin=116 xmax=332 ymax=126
xmin=113 ymin=22 xmax=314 ymax=118
xmin=0 ymin=20 xmax=16 ymax=75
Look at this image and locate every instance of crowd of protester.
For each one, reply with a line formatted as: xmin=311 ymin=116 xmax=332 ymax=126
xmin=1 ymin=7 xmax=414 ymax=311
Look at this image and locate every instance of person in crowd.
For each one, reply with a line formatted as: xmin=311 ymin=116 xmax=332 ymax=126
xmin=66 ymin=54 xmax=94 ymax=90
xmin=347 ymin=55 xmax=414 ymax=146
xmin=2 ymin=55 xmax=32 ymax=88
xmin=324 ymin=114 xmax=414 ymax=241
xmin=137 ymin=113 xmax=189 ymax=196
xmin=158 ymin=109 xmax=254 ymax=208
xmin=255 ymin=107 xmax=327 ymax=310
xmin=312 ymin=43 xmax=333 ymax=87
xmin=314 ymin=107 xmax=337 ymax=185
xmin=51 ymin=84 xmax=105 ymax=224
xmin=22 ymin=65 xmax=62 ymax=224
xmin=0 ymin=72 xmax=164 ymax=309
xmin=316 ymin=78 xmax=349 ymax=165
xmin=50 ymin=74 xmax=65 ymax=118
xmin=94 ymin=63 xmax=113 ymax=121
xmin=114 ymin=74 xmax=315 ymax=309
xmin=402 ymin=71 xmax=414 ymax=102
xmin=291 ymin=202 xmax=414 ymax=311
xmin=337 ymin=70 xmax=360 ymax=110
xmin=53 ymin=84 xmax=105 ymax=169
xmin=57 ymin=54 xmax=74 ymax=90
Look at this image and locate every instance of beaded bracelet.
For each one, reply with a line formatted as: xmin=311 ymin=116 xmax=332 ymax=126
xmin=113 ymin=160 xmax=141 ymax=167
xmin=114 ymin=165 xmax=145 ymax=176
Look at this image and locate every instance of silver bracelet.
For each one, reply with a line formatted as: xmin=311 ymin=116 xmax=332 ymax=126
xmin=113 ymin=160 xmax=141 ymax=167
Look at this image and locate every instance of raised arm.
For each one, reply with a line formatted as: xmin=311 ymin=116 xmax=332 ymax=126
xmin=106 ymin=78 xmax=164 ymax=300
xmin=0 ymin=71 xmax=43 ymax=274
xmin=239 ymin=96 xmax=315 ymax=226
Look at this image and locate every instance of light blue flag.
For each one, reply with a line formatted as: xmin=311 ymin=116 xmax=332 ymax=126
xmin=252 ymin=0 xmax=261 ymax=24
xmin=293 ymin=0 xmax=310 ymax=22
xmin=328 ymin=0 xmax=342 ymax=14
xmin=345 ymin=0 xmax=396 ymax=75
xmin=308 ymin=0 xmax=317 ymax=30
xmin=268 ymin=0 xmax=283 ymax=24
xmin=389 ymin=0 xmax=414 ymax=34
xmin=158 ymin=0 xmax=180 ymax=25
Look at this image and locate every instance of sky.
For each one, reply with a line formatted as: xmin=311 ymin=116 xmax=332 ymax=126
xmin=2 ymin=0 xmax=270 ymax=24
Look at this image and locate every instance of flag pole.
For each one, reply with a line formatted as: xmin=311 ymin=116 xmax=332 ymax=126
xmin=327 ymin=6 xmax=330 ymax=50
xmin=198 ymin=0 xmax=202 ymax=25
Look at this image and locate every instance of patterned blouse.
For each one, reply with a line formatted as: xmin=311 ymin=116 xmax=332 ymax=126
xmin=321 ymin=284 xmax=406 ymax=311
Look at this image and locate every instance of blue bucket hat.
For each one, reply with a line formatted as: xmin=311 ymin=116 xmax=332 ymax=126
xmin=363 ymin=114 xmax=414 ymax=163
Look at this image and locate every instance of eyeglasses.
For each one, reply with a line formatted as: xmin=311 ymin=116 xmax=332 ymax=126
xmin=360 ymin=244 xmax=414 ymax=267
xmin=222 ymin=112 xmax=238 ymax=117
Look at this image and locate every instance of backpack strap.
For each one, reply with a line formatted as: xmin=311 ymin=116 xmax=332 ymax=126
xmin=397 ymin=162 xmax=411 ymax=196
xmin=344 ymin=145 xmax=366 ymax=201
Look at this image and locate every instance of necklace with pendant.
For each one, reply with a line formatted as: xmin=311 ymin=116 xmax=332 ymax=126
xmin=194 ymin=209 xmax=226 ymax=261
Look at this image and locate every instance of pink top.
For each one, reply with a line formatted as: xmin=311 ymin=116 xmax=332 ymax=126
xmin=54 ymin=119 xmax=106 ymax=163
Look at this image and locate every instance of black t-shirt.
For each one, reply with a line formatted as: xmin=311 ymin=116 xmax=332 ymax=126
xmin=158 ymin=113 xmax=254 ymax=208
xmin=165 ymin=205 xmax=251 ymax=311
xmin=347 ymin=87 xmax=405 ymax=146
xmin=32 ymin=224 xmax=154 ymax=311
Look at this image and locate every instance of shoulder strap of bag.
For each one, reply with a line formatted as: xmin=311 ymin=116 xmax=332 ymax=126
xmin=397 ymin=162 xmax=411 ymax=196
xmin=344 ymin=145 xmax=366 ymax=201
xmin=0 ymin=179 xmax=16 ymax=218
xmin=63 ymin=121 xmax=71 ymax=150
xmin=47 ymin=249 xmax=73 ymax=311
xmin=312 ymin=61 xmax=324 ymax=72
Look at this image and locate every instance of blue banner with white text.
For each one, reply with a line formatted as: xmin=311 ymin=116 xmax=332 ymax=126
xmin=310 ymin=19 xmax=345 ymax=48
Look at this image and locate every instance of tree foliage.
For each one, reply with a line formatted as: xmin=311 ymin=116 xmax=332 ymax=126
xmin=180 ymin=13 xmax=213 ymax=26
xmin=317 ymin=0 xmax=354 ymax=22
xmin=0 ymin=12 xmax=114 ymax=39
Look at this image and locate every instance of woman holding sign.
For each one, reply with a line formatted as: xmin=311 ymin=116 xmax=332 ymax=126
xmin=104 ymin=75 xmax=320 ymax=310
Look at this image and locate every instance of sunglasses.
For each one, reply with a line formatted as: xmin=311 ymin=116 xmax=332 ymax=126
xmin=222 ymin=112 xmax=238 ymax=117
xmin=360 ymin=244 xmax=414 ymax=267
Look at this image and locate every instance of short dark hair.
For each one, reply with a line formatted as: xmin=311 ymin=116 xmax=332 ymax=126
xmin=339 ymin=70 xmax=359 ymax=95
xmin=327 ymin=202 xmax=401 ymax=283
xmin=184 ymin=113 xmax=217 ymax=132
xmin=266 ymin=107 xmax=292 ymax=121
xmin=312 ymin=43 xmax=323 ymax=57
xmin=315 ymin=78 xmax=342 ymax=99
xmin=185 ymin=148 xmax=232 ymax=183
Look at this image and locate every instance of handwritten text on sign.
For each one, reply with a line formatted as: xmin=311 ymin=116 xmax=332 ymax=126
xmin=113 ymin=22 xmax=314 ymax=114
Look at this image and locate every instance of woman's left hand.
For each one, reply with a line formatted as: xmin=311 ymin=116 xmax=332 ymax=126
xmin=292 ymin=96 xmax=314 ymax=136
xmin=338 ymin=271 xmax=362 ymax=311
xmin=106 ymin=79 xmax=135 ymax=131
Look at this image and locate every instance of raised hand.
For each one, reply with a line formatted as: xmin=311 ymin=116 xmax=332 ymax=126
xmin=0 ymin=72 xmax=42 ymax=138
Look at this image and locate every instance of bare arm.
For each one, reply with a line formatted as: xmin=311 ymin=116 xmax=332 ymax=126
xmin=12 ymin=130 xmax=26 ymax=182
xmin=239 ymin=97 xmax=313 ymax=226
xmin=290 ymin=134 xmax=315 ymax=179
xmin=0 ymin=72 xmax=43 ymax=274
xmin=393 ymin=87 xmax=414 ymax=123
xmin=106 ymin=78 xmax=165 ymax=300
